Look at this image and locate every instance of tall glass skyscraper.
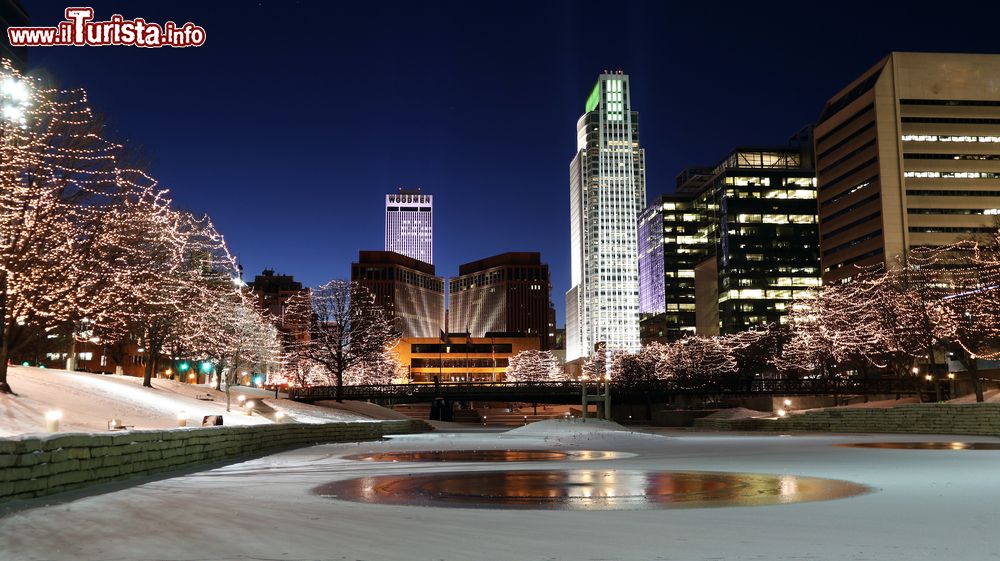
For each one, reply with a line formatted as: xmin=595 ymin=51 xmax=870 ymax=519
xmin=566 ymin=72 xmax=646 ymax=361
xmin=385 ymin=188 xmax=433 ymax=265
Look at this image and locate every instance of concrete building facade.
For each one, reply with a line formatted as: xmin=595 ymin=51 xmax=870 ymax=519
xmin=351 ymin=251 xmax=445 ymax=339
xmin=814 ymin=52 xmax=1000 ymax=283
xmin=449 ymin=252 xmax=551 ymax=349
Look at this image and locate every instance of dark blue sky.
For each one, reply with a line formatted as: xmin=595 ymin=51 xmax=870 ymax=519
xmin=21 ymin=1 xmax=1000 ymax=324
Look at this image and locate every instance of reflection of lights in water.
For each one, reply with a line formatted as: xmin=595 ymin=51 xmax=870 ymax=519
xmin=343 ymin=450 xmax=628 ymax=462
xmin=779 ymin=475 xmax=799 ymax=502
xmin=837 ymin=442 xmax=1000 ymax=451
xmin=316 ymin=470 xmax=872 ymax=511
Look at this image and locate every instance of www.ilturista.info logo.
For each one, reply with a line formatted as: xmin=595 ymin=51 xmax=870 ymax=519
xmin=8 ymin=7 xmax=206 ymax=48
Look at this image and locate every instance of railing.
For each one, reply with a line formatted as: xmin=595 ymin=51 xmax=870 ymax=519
xmin=288 ymin=376 xmax=922 ymax=404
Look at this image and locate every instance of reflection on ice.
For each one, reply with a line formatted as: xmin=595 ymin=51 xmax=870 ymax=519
xmin=343 ymin=450 xmax=626 ymax=462
xmin=836 ymin=442 xmax=1000 ymax=451
xmin=315 ymin=469 xmax=872 ymax=510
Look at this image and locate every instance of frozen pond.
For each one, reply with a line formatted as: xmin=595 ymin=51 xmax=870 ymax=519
xmin=2 ymin=426 xmax=1000 ymax=560
xmin=317 ymin=468 xmax=871 ymax=510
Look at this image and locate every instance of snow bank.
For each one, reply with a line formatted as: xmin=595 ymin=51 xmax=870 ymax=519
xmin=501 ymin=418 xmax=664 ymax=442
xmin=701 ymin=407 xmax=771 ymax=420
xmin=0 ymin=366 xmax=371 ymax=436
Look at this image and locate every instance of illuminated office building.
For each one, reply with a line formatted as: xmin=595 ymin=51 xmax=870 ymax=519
xmin=351 ymin=251 xmax=445 ymax=338
xmin=448 ymin=252 xmax=551 ymax=349
xmin=566 ymin=71 xmax=646 ymax=360
xmin=637 ymin=175 xmax=712 ymax=342
xmin=693 ymin=146 xmax=820 ymax=334
xmin=385 ymin=188 xmax=433 ymax=264
xmin=642 ymin=144 xmax=819 ymax=338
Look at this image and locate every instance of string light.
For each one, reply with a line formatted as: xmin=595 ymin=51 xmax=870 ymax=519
xmin=505 ymin=349 xmax=564 ymax=382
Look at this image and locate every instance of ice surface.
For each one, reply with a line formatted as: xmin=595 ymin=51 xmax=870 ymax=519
xmin=5 ymin=428 xmax=998 ymax=560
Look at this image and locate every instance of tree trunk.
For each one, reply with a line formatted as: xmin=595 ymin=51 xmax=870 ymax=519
xmin=970 ymin=357 xmax=984 ymax=403
xmin=214 ymin=360 xmax=223 ymax=391
xmin=0 ymin=341 xmax=11 ymax=395
xmin=66 ymin=335 xmax=77 ymax=372
xmin=0 ymin=274 xmax=11 ymax=395
xmin=142 ymin=333 xmax=157 ymax=388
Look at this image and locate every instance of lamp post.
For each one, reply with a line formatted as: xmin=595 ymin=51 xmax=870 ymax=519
xmin=602 ymin=373 xmax=612 ymax=421
xmin=580 ymin=374 xmax=588 ymax=420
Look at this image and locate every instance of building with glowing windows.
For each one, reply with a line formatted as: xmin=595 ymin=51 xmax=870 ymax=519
xmin=637 ymin=177 xmax=712 ymax=342
xmin=641 ymin=144 xmax=820 ymax=339
xmin=815 ymin=52 xmax=1000 ymax=283
xmin=566 ymin=72 xmax=646 ymax=360
xmin=694 ymin=146 xmax=820 ymax=334
xmin=449 ymin=252 xmax=551 ymax=349
xmin=385 ymin=188 xmax=433 ymax=265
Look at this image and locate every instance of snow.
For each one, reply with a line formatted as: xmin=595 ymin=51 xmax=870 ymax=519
xmin=4 ymin=426 xmax=999 ymax=560
xmin=702 ymin=407 xmax=772 ymax=420
xmin=0 ymin=366 xmax=372 ymax=436
xmin=947 ymin=389 xmax=1000 ymax=404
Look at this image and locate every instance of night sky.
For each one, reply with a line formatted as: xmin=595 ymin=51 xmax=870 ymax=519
xmin=20 ymin=1 xmax=1000 ymax=324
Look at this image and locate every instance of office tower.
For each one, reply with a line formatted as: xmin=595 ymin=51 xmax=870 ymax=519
xmin=814 ymin=52 xmax=1000 ymax=283
xmin=693 ymin=146 xmax=820 ymax=334
xmin=566 ymin=71 xmax=647 ymax=360
xmin=385 ymin=188 xmax=433 ymax=264
xmin=448 ymin=252 xmax=551 ymax=349
xmin=642 ymin=143 xmax=820 ymax=338
xmin=351 ymin=251 xmax=445 ymax=338
xmin=637 ymin=168 xmax=713 ymax=342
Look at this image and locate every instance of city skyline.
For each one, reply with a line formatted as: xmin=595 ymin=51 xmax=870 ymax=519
xmin=19 ymin=1 xmax=1000 ymax=326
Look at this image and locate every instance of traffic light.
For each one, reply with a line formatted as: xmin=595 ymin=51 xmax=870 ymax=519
xmin=178 ymin=361 xmax=190 ymax=372
xmin=199 ymin=361 xmax=212 ymax=374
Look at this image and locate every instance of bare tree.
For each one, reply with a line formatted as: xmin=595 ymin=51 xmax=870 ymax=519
xmin=284 ymin=280 xmax=397 ymax=401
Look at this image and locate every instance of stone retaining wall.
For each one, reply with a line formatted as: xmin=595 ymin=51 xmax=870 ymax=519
xmin=0 ymin=419 xmax=429 ymax=502
xmin=693 ymin=404 xmax=1000 ymax=436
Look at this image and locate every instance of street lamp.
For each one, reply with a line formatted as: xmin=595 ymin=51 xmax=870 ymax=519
xmin=1 ymin=77 xmax=29 ymax=127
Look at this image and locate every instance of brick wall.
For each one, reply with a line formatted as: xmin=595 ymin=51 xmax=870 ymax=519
xmin=0 ymin=420 xmax=429 ymax=502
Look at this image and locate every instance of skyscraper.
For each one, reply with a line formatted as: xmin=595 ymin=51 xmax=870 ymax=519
xmin=566 ymin=71 xmax=647 ymax=360
xmin=385 ymin=188 xmax=433 ymax=264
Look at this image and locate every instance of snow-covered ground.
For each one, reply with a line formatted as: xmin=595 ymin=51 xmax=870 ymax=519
xmin=0 ymin=366 xmax=371 ymax=435
xmin=2 ymin=424 xmax=999 ymax=560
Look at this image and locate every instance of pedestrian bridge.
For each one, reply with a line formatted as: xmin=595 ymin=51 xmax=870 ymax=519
xmin=287 ymin=377 xmax=922 ymax=405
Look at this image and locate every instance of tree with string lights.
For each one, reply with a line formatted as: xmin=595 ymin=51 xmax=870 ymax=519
xmin=283 ymin=280 xmax=397 ymax=401
xmin=0 ymin=61 xmax=148 ymax=394
xmin=343 ymin=348 xmax=402 ymax=386
xmin=505 ymin=349 xmax=563 ymax=382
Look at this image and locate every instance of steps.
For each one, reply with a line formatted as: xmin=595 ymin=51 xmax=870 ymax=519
xmin=475 ymin=410 xmax=571 ymax=427
xmin=392 ymin=404 xmax=570 ymax=425
xmin=393 ymin=404 xmax=431 ymax=421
